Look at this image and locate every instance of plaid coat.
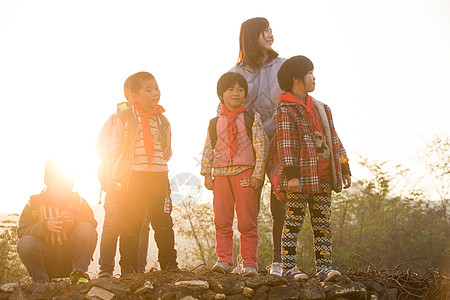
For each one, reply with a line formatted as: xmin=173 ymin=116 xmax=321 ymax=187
xmin=274 ymin=97 xmax=348 ymax=194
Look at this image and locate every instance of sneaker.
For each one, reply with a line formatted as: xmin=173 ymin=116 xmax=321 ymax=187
xmin=212 ymin=262 xmax=232 ymax=274
xmin=120 ymin=265 xmax=135 ymax=277
xmin=242 ymin=266 xmax=258 ymax=277
xmin=231 ymin=255 xmax=244 ymax=274
xmin=98 ymin=271 xmax=112 ymax=279
xmin=266 ymin=262 xmax=283 ymax=277
xmin=317 ymin=268 xmax=341 ymax=282
xmin=162 ymin=261 xmax=181 ymax=272
xmin=283 ymin=267 xmax=308 ymax=281
xmin=70 ymin=271 xmax=90 ymax=284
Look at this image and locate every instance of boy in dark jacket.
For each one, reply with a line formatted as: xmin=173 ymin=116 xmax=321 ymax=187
xmin=17 ymin=159 xmax=97 ymax=284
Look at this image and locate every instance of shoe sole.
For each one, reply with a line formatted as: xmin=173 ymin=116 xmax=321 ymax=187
xmin=293 ymin=274 xmax=308 ymax=281
xmin=212 ymin=265 xmax=228 ymax=274
xmin=323 ymin=273 xmax=340 ymax=282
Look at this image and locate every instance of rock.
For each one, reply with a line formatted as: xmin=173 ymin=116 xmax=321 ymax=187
xmin=155 ymin=285 xmax=176 ymax=300
xmin=92 ymin=278 xmax=131 ymax=295
xmin=180 ymin=296 xmax=198 ymax=300
xmin=245 ymin=274 xmax=288 ymax=289
xmin=226 ymin=295 xmax=248 ymax=300
xmin=1 ymin=283 xmax=19 ymax=292
xmin=291 ymin=282 xmax=326 ymax=300
xmin=26 ymin=282 xmax=62 ymax=299
xmin=369 ymin=291 xmax=379 ymax=300
xmin=242 ymin=287 xmax=254 ymax=298
xmin=174 ymin=280 xmax=209 ymax=290
xmin=86 ymin=286 xmax=115 ymax=300
xmin=8 ymin=288 xmax=28 ymax=300
xmin=174 ymin=280 xmax=209 ymax=295
xmin=134 ymin=280 xmax=154 ymax=295
xmin=364 ymin=280 xmax=384 ymax=294
xmin=211 ymin=278 xmax=245 ymax=295
xmin=70 ymin=294 xmax=85 ymax=300
xmin=253 ymin=285 xmax=270 ymax=300
xmin=326 ymin=281 xmax=366 ymax=300
xmin=268 ymin=286 xmax=299 ymax=300
xmin=214 ymin=293 xmax=226 ymax=300
xmin=384 ymin=288 xmax=399 ymax=300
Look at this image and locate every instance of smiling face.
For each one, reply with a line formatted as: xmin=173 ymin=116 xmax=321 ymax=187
xmin=221 ymin=82 xmax=246 ymax=112
xmin=133 ymin=78 xmax=160 ymax=112
xmin=258 ymin=26 xmax=274 ymax=53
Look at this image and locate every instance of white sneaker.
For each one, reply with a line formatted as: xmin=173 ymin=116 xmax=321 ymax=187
xmin=242 ymin=266 xmax=258 ymax=277
xmin=316 ymin=268 xmax=341 ymax=282
xmin=266 ymin=262 xmax=283 ymax=277
xmin=283 ymin=266 xmax=308 ymax=281
xmin=212 ymin=262 xmax=232 ymax=274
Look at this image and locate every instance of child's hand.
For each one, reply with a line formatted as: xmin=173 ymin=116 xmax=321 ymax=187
xmin=343 ymin=175 xmax=351 ymax=189
xmin=61 ymin=210 xmax=75 ymax=229
xmin=204 ymin=175 xmax=214 ymax=191
xmin=287 ymin=178 xmax=301 ymax=193
xmin=46 ymin=216 xmax=63 ymax=233
xmin=251 ymin=177 xmax=263 ymax=189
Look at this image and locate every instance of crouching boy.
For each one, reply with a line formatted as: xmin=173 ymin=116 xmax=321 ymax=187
xmin=17 ymin=159 xmax=98 ymax=284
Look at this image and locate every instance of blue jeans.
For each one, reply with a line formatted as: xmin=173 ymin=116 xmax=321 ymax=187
xmin=17 ymin=222 xmax=97 ymax=283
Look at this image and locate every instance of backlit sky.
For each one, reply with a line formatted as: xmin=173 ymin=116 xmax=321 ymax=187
xmin=1 ymin=0 xmax=449 ymax=214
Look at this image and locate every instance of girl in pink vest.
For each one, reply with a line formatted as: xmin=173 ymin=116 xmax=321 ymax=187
xmin=201 ymin=72 xmax=268 ymax=276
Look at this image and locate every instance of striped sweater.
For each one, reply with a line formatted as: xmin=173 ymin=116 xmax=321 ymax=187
xmin=17 ymin=190 xmax=97 ymax=246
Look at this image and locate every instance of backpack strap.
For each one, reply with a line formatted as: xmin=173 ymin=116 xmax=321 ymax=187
xmin=243 ymin=111 xmax=255 ymax=142
xmin=208 ymin=117 xmax=219 ymax=148
xmin=208 ymin=111 xmax=255 ymax=149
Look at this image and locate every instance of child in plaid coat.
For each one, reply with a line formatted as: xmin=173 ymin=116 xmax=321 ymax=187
xmin=274 ymin=56 xmax=351 ymax=282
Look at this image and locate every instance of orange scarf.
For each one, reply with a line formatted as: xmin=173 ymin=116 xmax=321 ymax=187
xmin=279 ymin=92 xmax=323 ymax=136
xmin=220 ymin=105 xmax=247 ymax=158
xmin=133 ymin=102 xmax=166 ymax=167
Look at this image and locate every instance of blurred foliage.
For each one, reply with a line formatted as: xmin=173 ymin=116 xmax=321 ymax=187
xmin=175 ymin=134 xmax=450 ymax=276
xmin=0 ymin=215 xmax=28 ymax=283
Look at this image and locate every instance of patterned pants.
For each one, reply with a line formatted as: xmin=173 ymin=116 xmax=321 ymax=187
xmin=281 ymin=181 xmax=332 ymax=271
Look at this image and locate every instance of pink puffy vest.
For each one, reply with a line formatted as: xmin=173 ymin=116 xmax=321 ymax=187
xmin=212 ymin=113 xmax=255 ymax=168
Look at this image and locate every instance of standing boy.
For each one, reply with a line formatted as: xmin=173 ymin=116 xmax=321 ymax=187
xmin=201 ymin=72 xmax=268 ymax=276
xmin=274 ymin=56 xmax=351 ymax=282
xmin=97 ymin=76 xmax=152 ymax=277
xmin=98 ymin=71 xmax=178 ymax=273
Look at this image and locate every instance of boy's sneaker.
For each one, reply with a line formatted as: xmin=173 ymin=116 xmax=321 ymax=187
xmin=98 ymin=271 xmax=112 ymax=279
xmin=242 ymin=266 xmax=258 ymax=277
xmin=283 ymin=267 xmax=308 ymax=281
xmin=266 ymin=262 xmax=283 ymax=277
xmin=70 ymin=271 xmax=90 ymax=284
xmin=212 ymin=262 xmax=232 ymax=274
xmin=162 ymin=261 xmax=181 ymax=272
xmin=317 ymin=268 xmax=341 ymax=282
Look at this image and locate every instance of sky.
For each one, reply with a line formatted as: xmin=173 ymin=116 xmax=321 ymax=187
xmin=0 ymin=0 xmax=449 ymax=214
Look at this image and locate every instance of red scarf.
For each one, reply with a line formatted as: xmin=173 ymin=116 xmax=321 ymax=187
xmin=279 ymin=92 xmax=323 ymax=136
xmin=220 ymin=104 xmax=247 ymax=158
xmin=133 ymin=102 xmax=166 ymax=167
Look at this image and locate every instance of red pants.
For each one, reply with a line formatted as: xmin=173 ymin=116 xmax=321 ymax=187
xmin=213 ymin=169 xmax=258 ymax=268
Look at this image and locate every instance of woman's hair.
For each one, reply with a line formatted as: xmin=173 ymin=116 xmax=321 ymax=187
xmin=129 ymin=72 xmax=155 ymax=93
xmin=277 ymin=55 xmax=314 ymax=92
xmin=237 ymin=17 xmax=279 ymax=69
xmin=217 ymin=72 xmax=248 ymax=102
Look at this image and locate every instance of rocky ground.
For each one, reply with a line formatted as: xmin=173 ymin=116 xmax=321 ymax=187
xmin=0 ymin=267 xmax=448 ymax=300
